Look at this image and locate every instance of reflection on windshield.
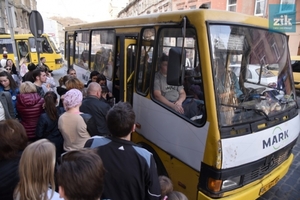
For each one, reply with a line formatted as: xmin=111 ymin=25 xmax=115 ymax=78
xmin=49 ymin=37 xmax=60 ymax=53
xmin=210 ymin=25 xmax=295 ymax=126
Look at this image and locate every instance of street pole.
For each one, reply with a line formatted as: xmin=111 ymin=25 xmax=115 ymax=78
xmin=5 ymin=0 xmax=19 ymax=71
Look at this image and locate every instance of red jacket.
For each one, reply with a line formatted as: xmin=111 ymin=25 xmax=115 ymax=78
xmin=16 ymin=93 xmax=44 ymax=139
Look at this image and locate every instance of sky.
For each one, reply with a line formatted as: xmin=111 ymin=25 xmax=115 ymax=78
xmin=36 ymin=0 xmax=111 ymax=22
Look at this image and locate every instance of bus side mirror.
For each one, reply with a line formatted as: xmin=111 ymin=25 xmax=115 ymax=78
xmin=167 ymin=47 xmax=186 ymax=86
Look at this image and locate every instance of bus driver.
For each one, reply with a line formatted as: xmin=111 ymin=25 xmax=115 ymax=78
xmin=154 ymin=54 xmax=186 ymax=114
xmin=154 ymin=54 xmax=201 ymax=120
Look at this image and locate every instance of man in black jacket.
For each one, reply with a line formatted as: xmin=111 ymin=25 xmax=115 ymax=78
xmin=80 ymin=82 xmax=110 ymax=136
xmin=84 ymin=102 xmax=161 ymax=200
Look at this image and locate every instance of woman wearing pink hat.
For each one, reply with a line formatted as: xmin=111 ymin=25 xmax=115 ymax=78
xmin=58 ymin=89 xmax=91 ymax=151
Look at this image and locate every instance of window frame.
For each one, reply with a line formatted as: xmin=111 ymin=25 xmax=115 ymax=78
xmin=152 ymin=26 xmax=204 ymax=127
xmin=227 ymin=0 xmax=237 ymax=12
xmin=136 ymin=27 xmax=156 ymax=96
xmin=279 ymin=0 xmax=296 ymax=13
xmin=254 ymin=0 xmax=265 ymax=16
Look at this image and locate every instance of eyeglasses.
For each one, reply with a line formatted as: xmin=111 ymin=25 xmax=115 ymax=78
xmin=6 ymin=68 xmax=11 ymax=70
xmin=59 ymin=150 xmax=80 ymax=165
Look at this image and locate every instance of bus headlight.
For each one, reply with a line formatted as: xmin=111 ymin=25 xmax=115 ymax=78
xmin=221 ymin=176 xmax=241 ymax=190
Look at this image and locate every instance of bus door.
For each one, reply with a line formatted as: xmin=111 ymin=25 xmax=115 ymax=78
xmin=118 ymin=36 xmax=137 ymax=104
xmin=16 ymin=40 xmax=31 ymax=63
xmin=65 ymin=33 xmax=75 ymax=67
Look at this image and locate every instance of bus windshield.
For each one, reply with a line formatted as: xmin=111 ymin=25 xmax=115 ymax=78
xmin=49 ymin=36 xmax=60 ymax=53
xmin=209 ymin=24 xmax=296 ymax=126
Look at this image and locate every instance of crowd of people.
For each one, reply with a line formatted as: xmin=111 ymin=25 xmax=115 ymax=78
xmin=0 ymin=54 xmax=189 ymax=199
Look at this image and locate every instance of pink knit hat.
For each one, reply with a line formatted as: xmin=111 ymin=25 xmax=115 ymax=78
xmin=63 ymin=89 xmax=83 ymax=109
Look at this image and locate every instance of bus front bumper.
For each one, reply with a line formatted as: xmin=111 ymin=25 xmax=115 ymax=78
xmin=197 ymin=153 xmax=294 ymax=200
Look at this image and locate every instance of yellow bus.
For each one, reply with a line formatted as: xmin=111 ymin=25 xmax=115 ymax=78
xmin=65 ymin=9 xmax=299 ymax=200
xmin=291 ymin=56 xmax=300 ymax=90
xmin=0 ymin=33 xmax=63 ymax=70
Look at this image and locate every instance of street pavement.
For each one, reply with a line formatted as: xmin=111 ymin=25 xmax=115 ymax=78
xmin=52 ymin=65 xmax=300 ymax=200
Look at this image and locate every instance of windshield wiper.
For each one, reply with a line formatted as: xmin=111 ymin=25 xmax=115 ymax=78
xmin=220 ymin=103 xmax=270 ymax=121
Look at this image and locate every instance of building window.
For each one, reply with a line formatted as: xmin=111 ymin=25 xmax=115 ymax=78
xmin=280 ymin=0 xmax=295 ymax=13
xmin=254 ymin=0 xmax=265 ymax=16
xmin=15 ymin=12 xmax=18 ymax=27
xmin=227 ymin=0 xmax=237 ymax=12
xmin=20 ymin=16 xmax=23 ymax=28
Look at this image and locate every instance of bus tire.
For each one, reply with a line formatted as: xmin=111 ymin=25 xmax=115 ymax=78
xmin=137 ymin=142 xmax=169 ymax=177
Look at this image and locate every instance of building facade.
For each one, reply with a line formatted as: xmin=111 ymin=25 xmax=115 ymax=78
xmin=0 ymin=0 xmax=37 ymax=34
xmin=43 ymin=17 xmax=65 ymax=50
xmin=118 ymin=0 xmax=299 ymax=56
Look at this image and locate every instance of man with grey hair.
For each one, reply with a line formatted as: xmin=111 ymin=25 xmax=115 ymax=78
xmin=80 ymin=82 xmax=111 ymax=136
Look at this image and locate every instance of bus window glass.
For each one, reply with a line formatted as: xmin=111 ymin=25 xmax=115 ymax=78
xmin=154 ymin=27 xmax=204 ymax=125
xmin=75 ymin=31 xmax=89 ymax=70
xmin=91 ymin=30 xmax=115 ymax=81
xmin=137 ymin=28 xmax=155 ymax=95
xmin=209 ymin=24 xmax=295 ymax=127
xmin=0 ymin=39 xmax=13 ymax=53
xmin=41 ymin=37 xmax=53 ymax=53
xmin=16 ymin=41 xmax=30 ymax=62
xmin=49 ymin=36 xmax=60 ymax=53
xmin=28 ymin=38 xmax=37 ymax=52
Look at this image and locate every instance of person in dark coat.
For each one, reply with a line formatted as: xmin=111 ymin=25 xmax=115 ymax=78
xmin=16 ymin=81 xmax=44 ymax=141
xmin=0 ymin=119 xmax=28 ymax=200
xmin=35 ymin=91 xmax=65 ymax=159
xmin=56 ymin=75 xmax=71 ymax=107
xmin=80 ymin=82 xmax=111 ymax=136
xmin=22 ymin=63 xmax=36 ymax=83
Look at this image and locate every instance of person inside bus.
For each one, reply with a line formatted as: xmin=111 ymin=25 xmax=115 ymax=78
xmin=154 ymin=53 xmax=202 ymax=120
xmin=215 ymin=59 xmax=244 ymax=125
xmin=216 ymin=59 xmax=243 ymax=101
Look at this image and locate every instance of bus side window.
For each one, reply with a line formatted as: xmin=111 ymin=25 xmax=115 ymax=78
xmin=18 ymin=42 xmax=29 ymax=58
xmin=42 ymin=38 xmax=53 ymax=53
xmin=136 ymin=28 xmax=155 ymax=95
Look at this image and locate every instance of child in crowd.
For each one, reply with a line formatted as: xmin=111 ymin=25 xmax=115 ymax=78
xmin=100 ymin=85 xmax=114 ymax=107
xmin=56 ymin=149 xmax=105 ymax=200
xmin=14 ymin=139 xmax=60 ymax=200
xmin=159 ymin=175 xmax=173 ymax=200
xmin=166 ymin=191 xmax=188 ymax=200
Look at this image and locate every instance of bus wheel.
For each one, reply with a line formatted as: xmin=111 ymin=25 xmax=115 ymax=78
xmin=137 ymin=142 xmax=169 ymax=177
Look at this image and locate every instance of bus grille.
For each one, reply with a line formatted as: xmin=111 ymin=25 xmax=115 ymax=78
xmin=243 ymin=148 xmax=291 ymax=184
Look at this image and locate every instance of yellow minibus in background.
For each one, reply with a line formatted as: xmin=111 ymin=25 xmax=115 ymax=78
xmin=65 ymin=8 xmax=299 ymax=200
xmin=0 ymin=33 xmax=63 ymax=70
xmin=291 ymin=56 xmax=300 ymax=89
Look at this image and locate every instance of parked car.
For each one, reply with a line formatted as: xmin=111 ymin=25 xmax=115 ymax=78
xmin=230 ymin=64 xmax=277 ymax=86
xmin=291 ymin=56 xmax=300 ymax=89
